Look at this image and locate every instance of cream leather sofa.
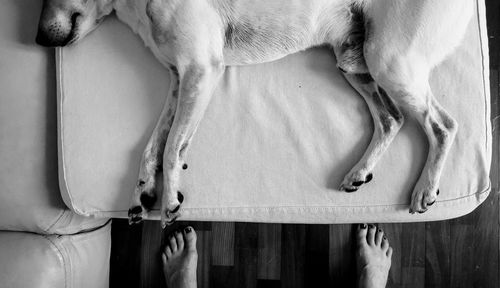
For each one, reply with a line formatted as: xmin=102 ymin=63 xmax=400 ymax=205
xmin=0 ymin=1 xmax=112 ymax=287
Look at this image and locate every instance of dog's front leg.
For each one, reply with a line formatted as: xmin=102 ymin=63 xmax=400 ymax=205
xmin=128 ymin=67 xmax=179 ymax=224
xmin=160 ymin=62 xmax=225 ymax=228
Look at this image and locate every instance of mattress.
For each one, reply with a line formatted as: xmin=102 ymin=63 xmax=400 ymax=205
xmin=56 ymin=0 xmax=491 ymax=223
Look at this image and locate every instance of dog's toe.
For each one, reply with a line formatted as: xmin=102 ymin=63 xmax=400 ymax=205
xmin=160 ymin=193 xmax=184 ymax=228
xmin=161 ymin=212 xmax=180 ymax=229
xmin=409 ymin=185 xmax=438 ymax=215
xmin=128 ymin=205 xmax=145 ymax=225
xmin=129 ymin=216 xmax=143 ymax=224
xmin=129 ymin=206 xmax=142 ymax=215
xmin=344 ymin=186 xmax=359 ymax=193
xmin=340 ymin=171 xmax=373 ymax=192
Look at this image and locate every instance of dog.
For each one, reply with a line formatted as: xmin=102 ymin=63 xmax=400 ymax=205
xmin=36 ymin=0 xmax=473 ymax=228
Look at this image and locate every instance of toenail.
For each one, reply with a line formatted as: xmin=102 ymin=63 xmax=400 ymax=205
xmin=345 ymin=187 xmax=358 ymax=193
xmin=365 ymin=173 xmax=373 ymax=183
xmin=185 ymin=227 xmax=192 ymax=233
xmin=182 ymin=164 xmax=188 ymax=170
xmin=378 ymin=229 xmax=382 ymax=232
xmin=353 ymin=181 xmax=364 ymax=186
xmin=178 ymin=191 xmax=184 ymax=203
xmin=437 ymin=189 xmax=440 ymax=195
xmin=428 ymin=200 xmax=436 ymax=206
xmin=360 ymin=224 xmax=367 ymax=229
xmin=383 ymin=236 xmax=387 ymax=240
xmin=138 ymin=180 xmax=145 ymax=186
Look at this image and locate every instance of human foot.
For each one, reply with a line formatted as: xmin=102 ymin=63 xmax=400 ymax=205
xmin=356 ymin=224 xmax=392 ymax=288
xmin=162 ymin=226 xmax=198 ymax=288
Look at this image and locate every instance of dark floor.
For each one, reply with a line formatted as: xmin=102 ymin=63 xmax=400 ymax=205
xmin=109 ymin=2 xmax=500 ymax=287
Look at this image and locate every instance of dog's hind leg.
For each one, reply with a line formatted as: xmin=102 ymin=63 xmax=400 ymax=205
xmin=406 ymin=88 xmax=457 ymax=213
xmin=128 ymin=67 xmax=179 ymax=225
xmin=160 ymin=61 xmax=225 ymax=228
xmin=366 ymin=57 xmax=458 ymax=213
xmin=339 ymin=73 xmax=404 ymax=192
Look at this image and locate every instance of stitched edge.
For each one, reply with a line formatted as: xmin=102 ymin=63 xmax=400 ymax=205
xmin=43 ymin=235 xmax=69 ymax=288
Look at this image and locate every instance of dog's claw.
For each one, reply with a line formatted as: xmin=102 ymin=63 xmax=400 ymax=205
xmin=171 ymin=204 xmax=181 ymax=213
xmin=129 ymin=206 xmax=142 ymax=215
xmin=130 ymin=216 xmax=143 ymax=224
xmin=365 ymin=173 xmax=373 ymax=183
xmin=178 ymin=191 xmax=184 ymax=203
xmin=352 ymin=181 xmax=364 ymax=187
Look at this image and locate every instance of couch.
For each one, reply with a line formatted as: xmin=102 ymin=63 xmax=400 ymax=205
xmin=0 ymin=1 xmax=112 ymax=287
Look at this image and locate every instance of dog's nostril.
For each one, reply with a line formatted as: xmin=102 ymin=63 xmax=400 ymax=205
xmin=71 ymin=12 xmax=81 ymax=27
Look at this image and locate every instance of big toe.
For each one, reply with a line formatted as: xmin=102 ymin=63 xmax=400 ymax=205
xmin=183 ymin=226 xmax=197 ymax=251
xmin=357 ymin=224 xmax=368 ymax=244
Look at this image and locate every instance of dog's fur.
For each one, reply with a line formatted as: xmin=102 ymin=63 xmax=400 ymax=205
xmin=37 ymin=0 xmax=473 ymax=227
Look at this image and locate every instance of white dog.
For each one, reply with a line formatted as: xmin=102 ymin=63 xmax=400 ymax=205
xmin=37 ymin=0 xmax=473 ymax=228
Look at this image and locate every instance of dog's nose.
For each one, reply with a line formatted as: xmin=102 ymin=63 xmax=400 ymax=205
xmin=36 ymin=11 xmax=79 ymax=47
xmin=35 ymin=30 xmax=56 ymax=47
xmin=35 ymin=26 xmax=70 ymax=47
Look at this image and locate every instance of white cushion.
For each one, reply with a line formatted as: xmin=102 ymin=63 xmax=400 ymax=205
xmin=0 ymin=0 xmax=108 ymax=233
xmin=57 ymin=0 xmax=491 ymax=223
xmin=0 ymin=222 xmax=111 ymax=288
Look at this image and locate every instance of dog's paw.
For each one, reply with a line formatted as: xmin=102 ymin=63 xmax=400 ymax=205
xmin=409 ymin=186 xmax=439 ymax=214
xmin=160 ymin=191 xmax=184 ymax=229
xmin=128 ymin=205 xmax=147 ymax=225
xmin=339 ymin=170 xmax=373 ymax=193
xmin=128 ymin=177 xmax=159 ymax=225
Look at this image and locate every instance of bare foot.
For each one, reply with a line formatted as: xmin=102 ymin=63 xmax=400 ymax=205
xmin=162 ymin=226 xmax=198 ymax=288
xmin=356 ymin=224 xmax=392 ymax=288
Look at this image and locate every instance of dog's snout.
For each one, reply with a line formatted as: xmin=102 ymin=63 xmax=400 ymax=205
xmin=36 ymin=10 xmax=80 ymax=47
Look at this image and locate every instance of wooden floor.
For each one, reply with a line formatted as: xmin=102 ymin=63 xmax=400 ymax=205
xmin=110 ymin=2 xmax=500 ymax=287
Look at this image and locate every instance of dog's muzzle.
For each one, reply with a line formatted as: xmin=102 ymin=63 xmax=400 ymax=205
xmin=36 ymin=13 xmax=80 ymax=47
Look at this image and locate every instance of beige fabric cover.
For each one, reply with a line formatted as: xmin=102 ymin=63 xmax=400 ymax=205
xmin=57 ymin=0 xmax=491 ymax=223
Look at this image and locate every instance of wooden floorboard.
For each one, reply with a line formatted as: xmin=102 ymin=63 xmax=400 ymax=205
xmin=328 ymin=224 xmax=356 ymax=287
xmin=110 ymin=1 xmax=500 ymax=286
xmin=425 ymin=221 xmax=451 ymax=288
xmin=280 ymin=225 xmax=306 ymax=288
xmin=257 ymin=224 xmax=281 ymax=281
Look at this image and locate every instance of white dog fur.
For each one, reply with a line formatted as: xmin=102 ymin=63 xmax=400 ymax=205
xmin=36 ymin=0 xmax=473 ymax=228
